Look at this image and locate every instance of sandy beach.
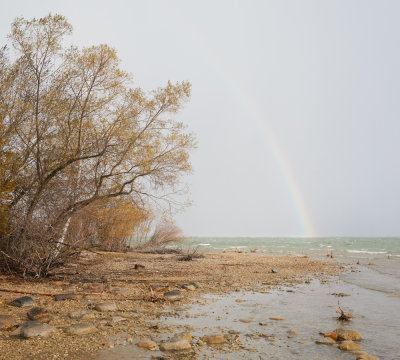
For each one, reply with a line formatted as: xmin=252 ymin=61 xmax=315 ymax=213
xmin=0 ymin=251 xmax=347 ymax=359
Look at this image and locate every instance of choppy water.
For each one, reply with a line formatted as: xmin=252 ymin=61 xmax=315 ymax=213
xmin=184 ymin=236 xmax=400 ymax=258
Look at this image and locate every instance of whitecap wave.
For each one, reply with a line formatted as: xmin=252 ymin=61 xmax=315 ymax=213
xmin=346 ymin=250 xmax=387 ymax=254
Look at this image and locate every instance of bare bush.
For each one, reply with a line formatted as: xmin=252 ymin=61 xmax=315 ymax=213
xmin=135 ymin=223 xmax=185 ymax=252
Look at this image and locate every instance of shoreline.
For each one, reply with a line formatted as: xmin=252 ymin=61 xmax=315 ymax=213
xmin=0 ymin=251 xmax=343 ymax=359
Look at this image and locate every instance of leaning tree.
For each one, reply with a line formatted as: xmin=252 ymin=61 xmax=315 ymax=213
xmin=0 ymin=14 xmax=195 ymax=277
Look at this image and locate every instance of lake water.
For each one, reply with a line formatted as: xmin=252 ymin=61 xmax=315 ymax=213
xmin=184 ymin=236 xmax=400 ymax=258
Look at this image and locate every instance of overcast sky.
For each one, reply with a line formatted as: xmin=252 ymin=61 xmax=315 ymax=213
xmin=1 ymin=1 xmax=400 ymax=237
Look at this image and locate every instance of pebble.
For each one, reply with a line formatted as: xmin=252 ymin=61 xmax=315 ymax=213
xmin=68 ymin=310 xmax=88 ymax=320
xmin=54 ymin=293 xmax=75 ymax=301
xmin=8 ymin=296 xmax=34 ymax=308
xmin=163 ymin=290 xmax=183 ymax=302
xmin=239 ymin=318 xmax=253 ymax=323
xmin=336 ymin=329 xmax=362 ymax=341
xmin=137 ymin=339 xmax=157 ymax=350
xmin=159 ymin=338 xmax=191 ymax=351
xmin=17 ymin=321 xmax=56 ymax=338
xmin=0 ymin=315 xmax=17 ymax=329
xmin=339 ymin=340 xmax=362 ymax=351
xmin=94 ymin=303 xmax=117 ymax=312
xmin=287 ymin=329 xmax=298 ymax=335
xmin=27 ymin=307 xmax=52 ymax=323
xmin=110 ymin=316 xmax=126 ymax=324
xmin=271 ymin=268 xmax=278 ymax=273
xmin=201 ymin=334 xmax=226 ymax=345
xmin=181 ymin=284 xmax=196 ymax=291
xmin=66 ymin=323 xmax=97 ymax=335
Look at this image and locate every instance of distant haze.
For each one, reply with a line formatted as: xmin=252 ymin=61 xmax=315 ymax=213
xmin=2 ymin=1 xmax=400 ymax=237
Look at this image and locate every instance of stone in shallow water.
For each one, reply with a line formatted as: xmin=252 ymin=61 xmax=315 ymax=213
xmin=94 ymin=302 xmax=117 ymax=312
xmin=8 ymin=296 xmax=34 ymax=308
xmin=339 ymin=340 xmax=362 ymax=351
xmin=18 ymin=321 xmax=56 ymax=338
xmin=201 ymin=334 xmax=226 ymax=345
xmin=27 ymin=307 xmax=52 ymax=323
xmin=163 ymin=290 xmax=182 ymax=302
xmin=287 ymin=329 xmax=298 ymax=335
xmin=357 ymin=354 xmax=380 ymax=360
xmin=136 ymin=339 xmax=157 ymax=350
xmin=239 ymin=318 xmax=253 ymax=323
xmin=66 ymin=323 xmax=97 ymax=335
xmin=54 ymin=293 xmax=75 ymax=301
xmin=336 ymin=329 xmax=362 ymax=341
xmin=159 ymin=338 xmax=191 ymax=351
xmin=0 ymin=315 xmax=17 ymax=329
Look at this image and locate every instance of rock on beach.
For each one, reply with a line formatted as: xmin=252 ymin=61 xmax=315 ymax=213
xmin=66 ymin=323 xmax=97 ymax=335
xmin=8 ymin=296 xmax=35 ymax=308
xmin=94 ymin=303 xmax=117 ymax=312
xmin=17 ymin=321 xmax=56 ymax=338
xmin=163 ymin=290 xmax=183 ymax=302
xmin=27 ymin=307 xmax=52 ymax=323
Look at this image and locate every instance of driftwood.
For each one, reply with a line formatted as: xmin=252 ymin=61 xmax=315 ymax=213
xmin=335 ymin=301 xmax=353 ymax=320
xmin=0 ymin=287 xmax=102 ymax=297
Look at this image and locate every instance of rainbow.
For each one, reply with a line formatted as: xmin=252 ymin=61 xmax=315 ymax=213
xmin=231 ymin=84 xmax=318 ymax=237
xmin=173 ymin=9 xmax=318 ymax=237
xmin=205 ymin=51 xmax=318 ymax=237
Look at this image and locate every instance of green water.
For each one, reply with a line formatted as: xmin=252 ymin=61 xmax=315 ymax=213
xmin=184 ymin=237 xmax=400 ymax=257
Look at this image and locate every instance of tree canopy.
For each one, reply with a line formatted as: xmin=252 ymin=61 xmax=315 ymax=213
xmin=0 ymin=14 xmax=195 ymax=276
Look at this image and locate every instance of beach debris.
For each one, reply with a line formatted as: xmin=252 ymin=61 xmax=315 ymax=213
xmin=335 ymin=302 xmax=353 ymax=321
xmin=326 ymin=251 xmax=334 ymax=258
xmin=269 ymin=317 xmax=285 ymax=321
xmin=54 ymin=292 xmax=75 ymax=301
xmin=27 ymin=307 xmax=52 ymax=323
xmin=331 ymin=292 xmax=350 ymax=297
xmin=8 ymin=296 xmax=35 ymax=308
xmin=368 ymin=262 xmax=375 ymax=265
xmin=271 ymin=268 xmax=278 ymax=273
xmin=357 ymin=259 xmax=360 ymax=265
xmin=134 ymin=264 xmax=145 ymax=269
xmin=287 ymin=329 xmax=298 ymax=335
